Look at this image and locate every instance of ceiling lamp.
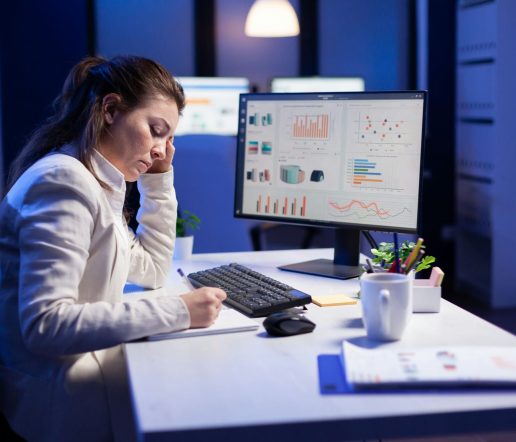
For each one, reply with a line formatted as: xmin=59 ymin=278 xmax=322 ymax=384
xmin=245 ymin=0 xmax=300 ymax=37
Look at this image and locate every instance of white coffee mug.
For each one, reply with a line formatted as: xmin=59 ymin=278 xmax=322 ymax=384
xmin=360 ymin=272 xmax=412 ymax=341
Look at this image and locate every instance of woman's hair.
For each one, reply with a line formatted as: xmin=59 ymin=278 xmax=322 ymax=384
xmin=6 ymin=55 xmax=185 ymax=190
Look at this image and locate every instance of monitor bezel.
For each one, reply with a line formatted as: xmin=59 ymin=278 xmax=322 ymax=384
xmin=234 ymin=90 xmax=427 ymax=235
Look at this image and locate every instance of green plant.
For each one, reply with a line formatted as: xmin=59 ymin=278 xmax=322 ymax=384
xmin=371 ymin=241 xmax=436 ymax=273
xmin=176 ymin=210 xmax=201 ymax=237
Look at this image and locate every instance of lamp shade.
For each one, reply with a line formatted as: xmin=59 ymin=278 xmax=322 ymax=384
xmin=245 ymin=0 xmax=300 ymax=37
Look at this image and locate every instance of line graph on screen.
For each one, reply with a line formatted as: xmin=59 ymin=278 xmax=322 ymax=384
xmin=327 ymin=198 xmax=414 ymax=226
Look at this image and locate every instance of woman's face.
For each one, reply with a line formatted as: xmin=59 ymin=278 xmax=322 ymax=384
xmin=98 ymin=94 xmax=180 ymax=182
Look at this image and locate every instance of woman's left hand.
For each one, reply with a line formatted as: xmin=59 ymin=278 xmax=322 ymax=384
xmin=148 ymin=138 xmax=175 ymax=174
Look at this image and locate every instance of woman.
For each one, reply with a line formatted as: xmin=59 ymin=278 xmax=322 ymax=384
xmin=0 ymin=56 xmax=226 ymax=441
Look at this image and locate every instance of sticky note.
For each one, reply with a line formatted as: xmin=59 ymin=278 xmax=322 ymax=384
xmin=312 ymin=294 xmax=358 ymax=307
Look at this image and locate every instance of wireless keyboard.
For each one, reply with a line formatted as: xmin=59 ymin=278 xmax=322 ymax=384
xmin=187 ymin=263 xmax=312 ymax=317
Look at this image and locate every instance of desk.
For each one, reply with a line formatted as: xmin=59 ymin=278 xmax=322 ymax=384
xmin=125 ymin=249 xmax=516 ymax=442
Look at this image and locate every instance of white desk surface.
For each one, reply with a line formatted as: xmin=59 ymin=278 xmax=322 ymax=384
xmin=125 ymin=248 xmax=516 ymax=442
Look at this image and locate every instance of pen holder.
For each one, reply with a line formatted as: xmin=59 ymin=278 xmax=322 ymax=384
xmin=412 ymin=280 xmax=441 ymax=313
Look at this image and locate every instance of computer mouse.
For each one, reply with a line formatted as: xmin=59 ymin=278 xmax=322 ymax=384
xmin=263 ymin=312 xmax=316 ymax=337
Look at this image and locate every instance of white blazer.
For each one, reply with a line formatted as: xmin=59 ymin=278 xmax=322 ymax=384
xmin=0 ymin=148 xmax=190 ymax=441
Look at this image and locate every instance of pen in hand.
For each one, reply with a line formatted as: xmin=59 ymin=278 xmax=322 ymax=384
xmin=178 ymin=268 xmax=228 ymax=311
xmin=177 ymin=268 xmax=196 ymax=291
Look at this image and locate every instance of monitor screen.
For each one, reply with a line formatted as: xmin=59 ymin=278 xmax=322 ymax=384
xmin=270 ymin=77 xmax=365 ymax=93
xmin=175 ymin=77 xmax=250 ymax=136
xmin=234 ymin=91 xmax=426 ymax=279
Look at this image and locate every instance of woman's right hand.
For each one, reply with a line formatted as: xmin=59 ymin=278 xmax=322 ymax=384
xmin=180 ymin=287 xmax=227 ymax=328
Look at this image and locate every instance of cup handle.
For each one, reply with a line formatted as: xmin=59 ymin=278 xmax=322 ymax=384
xmin=380 ymin=289 xmax=390 ymax=337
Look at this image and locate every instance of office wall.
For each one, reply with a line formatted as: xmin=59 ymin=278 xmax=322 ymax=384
xmin=0 ymin=0 xmax=90 ymax=189
xmin=455 ymin=0 xmax=516 ymax=307
xmin=215 ymin=0 xmax=300 ymax=92
xmin=414 ymin=0 xmax=456 ymax=286
xmin=493 ymin=0 xmax=516 ymax=306
xmin=95 ymin=0 xmax=195 ymax=76
xmin=319 ymin=0 xmax=410 ymax=90
xmin=94 ymin=0 xmax=411 ymax=91
xmin=416 ymin=0 xmax=428 ymax=90
xmin=95 ymin=0 xmax=302 ymax=91
xmin=0 ymin=58 xmax=3 ymax=197
xmin=215 ymin=0 xmax=410 ymax=92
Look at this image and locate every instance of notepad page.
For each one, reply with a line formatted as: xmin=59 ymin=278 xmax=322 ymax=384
xmin=147 ymin=308 xmax=260 ymax=340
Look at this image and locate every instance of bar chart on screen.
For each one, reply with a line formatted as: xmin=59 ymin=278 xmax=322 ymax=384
xmin=252 ymin=193 xmax=308 ymax=217
xmin=291 ymin=113 xmax=330 ymax=139
xmin=344 ymin=156 xmax=418 ymax=192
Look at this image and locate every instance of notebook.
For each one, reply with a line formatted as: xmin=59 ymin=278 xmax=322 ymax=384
xmin=147 ymin=308 xmax=260 ymax=340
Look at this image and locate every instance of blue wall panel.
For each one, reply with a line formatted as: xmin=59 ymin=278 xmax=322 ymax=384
xmin=319 ymin=0 xmax=410 ymax=90
xmin=173 ymin=135 xmax=257 ymax=252
xmin=0 ymin=57 xmax=3 ymax=195
xmin=95 ymin=0 xmax=195 ymax=76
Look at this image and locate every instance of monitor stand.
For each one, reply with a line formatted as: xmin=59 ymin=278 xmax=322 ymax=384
xmin=278 ymin=229 xmax=363 ymax=280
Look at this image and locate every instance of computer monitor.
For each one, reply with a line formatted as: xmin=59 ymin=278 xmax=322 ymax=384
xmin=270 ymin=77 xmax=365 ymax=93
xmin=234 ymin=91 xmax=427 ymax=279
xmin=175 ymin=77 xmax=250 ymax=136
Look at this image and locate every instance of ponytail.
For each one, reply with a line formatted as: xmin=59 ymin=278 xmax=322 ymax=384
xmin=6 ymin=55 xmax=185 ymax=192
xmin=6 ymin=56 xmax=108 ymax=190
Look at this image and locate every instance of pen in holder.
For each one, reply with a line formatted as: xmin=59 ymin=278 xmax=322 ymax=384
xmin=369 ymin=239 xmax=442 ymax=312
xmin=372 ymin=238 xmax=434 ymax=275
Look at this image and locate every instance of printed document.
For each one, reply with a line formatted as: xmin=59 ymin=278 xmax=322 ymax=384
xmin=342 ymin=341 xmax=516 ymax=389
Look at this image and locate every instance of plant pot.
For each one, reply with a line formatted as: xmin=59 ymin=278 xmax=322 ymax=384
xmin=174 ymin=235 xmax=194 ymax=260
